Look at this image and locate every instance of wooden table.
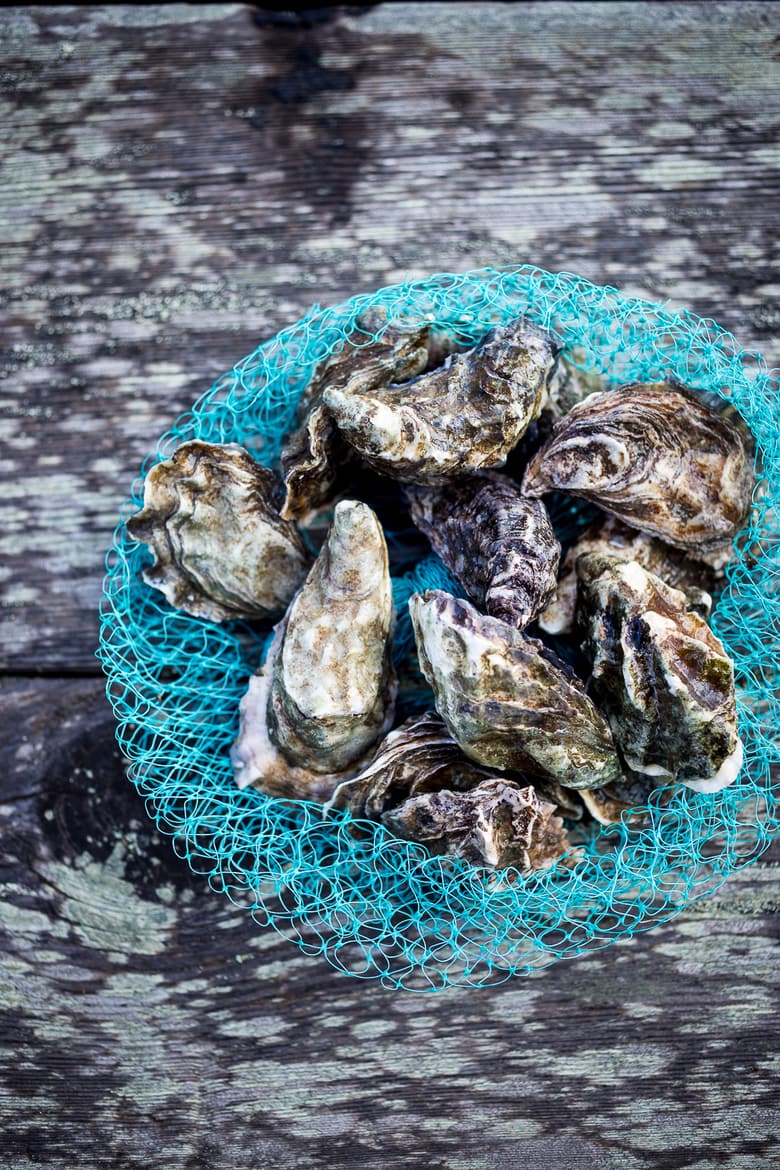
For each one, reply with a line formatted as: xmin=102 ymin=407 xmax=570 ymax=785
xmin=2 ymin=5 xmax=778 ymax=1167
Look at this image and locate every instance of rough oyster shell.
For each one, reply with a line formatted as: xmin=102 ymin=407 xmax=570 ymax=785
xmin=382 ymin=778 xmax=572 ymax=872
xmin=576 ymin=553 xmax=742 ymax=792
xmin=280 ymin=311 xmax=458 ymax=520
xmin=322 ymin=318 xmax=559 ymax=484
xmin=268 ymin=499 xmax=397 ymax=773
xmin=126 ymin=440 xmax=310 ymax=621
xmin=538 ymin=514 xmax=717 ymax=636
xmin=409 ymin=591 xmax=622 ymax=790
xmin=406 ymin=474 xmax=561 ymax=630
xmin=522 ymin=383 xmax=755 ymax=552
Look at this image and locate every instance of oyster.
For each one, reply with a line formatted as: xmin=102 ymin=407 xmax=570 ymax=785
xmin=382 ymin=779 xmax=572 ymax=872
xmin=409 ymin=591 xmax=622 ymax=790
xmin=576 ymin=553 xmax=742 ymax=792
xmin=127 ymin=440 xmax=310 ymax=621
xmin=538 ymin=514 xmax=717 ymax=636
xmin=268 ymin=499 xmax=396 ymax=773
xmin=280 ymin=312 xmax=458 ymax=520
xmin=522 ymin=383 xmax=755 ymax=552
xmin=406 ymin=474 xmax=561 ymax=630
xmin=322 ymin=318 xmax=559 ymax=484
xmin=579 ymin=773 xmax=654 ymax=826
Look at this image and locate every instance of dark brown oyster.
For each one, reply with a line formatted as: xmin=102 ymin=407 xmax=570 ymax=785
xmin=127 ymin=440 xmax=310 ymax=622
xmin=280 ymin=311 xmax=458 ymax=520
xmin=406 ymin=474 xmax=561 ymax=630
xmin=382 ymin=778 xmax=573 ymax=872
xmin=409 ymin=591 xmax=622 ymax=790
xmin=522 ymin=383 xmax=755 ymax=552
xmin=538 ymin=514 xmax=718 ymax=636
xmin=322 ymin=318 xmax=559 ymax=484
xmin=576 ymin=553 xmax=742 ymax=793
xmin=579 ymin=773 xmax=654 ymax=826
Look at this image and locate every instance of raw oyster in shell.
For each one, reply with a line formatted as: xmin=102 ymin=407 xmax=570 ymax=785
xmin=280 ymin=312 xmax=458 ymax=520
xmin=576 ymin=553 xmax=742 ymax=793
xmin=322 ymin=318 xmax=559 ymax=484
xmin=382 ymin=778 xmax=572 ymax=872
xmin=268 ymin=499 xmax=396 ymax=773
xmin=409 ymin=591 xmax=622 ymax=790
xmin=127 ymin=440 xmax=310 ymax=621
xmin=538 ymin=514 xmax=717 ymax=636
xmin=406 ymin=474 xmax=561 ymax=630
xmin=522 ymin=383 xmax=755 ymax=552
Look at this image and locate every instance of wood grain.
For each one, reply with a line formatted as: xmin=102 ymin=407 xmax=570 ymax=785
xmin=1 ymin=5 xmax=779 ymax=1168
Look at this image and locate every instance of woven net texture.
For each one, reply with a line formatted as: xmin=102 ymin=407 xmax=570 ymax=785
xmin=98 ymin=266 xmax=780 ymax=991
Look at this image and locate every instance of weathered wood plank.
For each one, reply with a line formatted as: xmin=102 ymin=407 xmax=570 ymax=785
xmin=1 ymin=2 xmax=779 ymax=669
xmin=1 ymin=676 xmax=778 ymax=1170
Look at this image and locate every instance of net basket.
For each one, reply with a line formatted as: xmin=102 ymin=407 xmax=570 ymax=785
xmin=98 ymin=265 xmax=780 ymax=990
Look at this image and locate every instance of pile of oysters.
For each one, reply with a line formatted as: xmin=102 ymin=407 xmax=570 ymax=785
xmin=127 ymin=311 xmax=755 ymax=875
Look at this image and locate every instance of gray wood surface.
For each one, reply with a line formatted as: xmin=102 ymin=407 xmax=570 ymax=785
xmin=1 ymin=5 xmax=778 ymax=1168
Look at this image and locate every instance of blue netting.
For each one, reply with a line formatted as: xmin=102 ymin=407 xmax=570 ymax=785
xmin=97 ymin=265 xmax=780 ymax=991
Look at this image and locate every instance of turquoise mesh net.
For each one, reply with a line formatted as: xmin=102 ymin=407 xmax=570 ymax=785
xmin=98 ymin=266 xmax=780 ymax=991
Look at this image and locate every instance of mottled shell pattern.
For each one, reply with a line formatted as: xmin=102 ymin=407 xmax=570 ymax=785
xmin=538 ymin=513 xmax=717 ymax=637
xmin=522 ymin=383 xmax=755 ymax=551
xmin=383 ymin=778 xmax=572 ymax=873
xmin=280 ymin=311 xmax=458 ymax=521
xmin=409 ymin=590 xmax=622 ymax=790
xmin=406 ymin=474 xmax=561 ymax=630
xmin=127 ymin=440 xmax=310 ymax=622
xmin=576 ymin=553 xmax=742 ymax=793
xmin=322 ymin=319 xmax=559 ymax=483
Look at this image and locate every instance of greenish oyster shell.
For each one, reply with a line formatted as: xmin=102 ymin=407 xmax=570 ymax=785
xmin=409 ymin=591 xmax=621 ymax=790
xmin=126 ymin=440 xmax=310 ymax=622
xmin=522 ymin=382 xmax=755 ymax=552
xmin=406 ymin=474 xmax=560 ymax=631
xmin=539 ymin=513 xmax=717 ymax=636
xmin=382 ymin=777 xmax=573 ymax=872
xmin=322 ymin=318 xmax=559 ymax=484
xmin=268 ymin=499 xmax=396 ymax=774
xmin=575 ymin=553 xmax=742 ymax=793
xmin=280 ymin=311 xmax=458 ymax=521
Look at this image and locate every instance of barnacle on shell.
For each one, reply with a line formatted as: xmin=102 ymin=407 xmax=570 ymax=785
xmin=522 ymin=383 xmax=755 ymax=552
xmin=538 ymin=514 xmax=717 ymax=636
xmin=576 ymin=553 xmax=742 ymax=793
xmin=127 ymin=440 xmax=310 ymax=621
xmin=406 ymin=474 xmax=560 ymax=630
xmin=409 ymin=591 xmax=622 ymax=790
xmin=322 ymin=318 xmax=559 ymax=484
xmin=382 ymin=778 xmax=573 ymax=872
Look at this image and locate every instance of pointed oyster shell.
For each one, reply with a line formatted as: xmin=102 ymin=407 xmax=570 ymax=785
xmin=406 ymin=474 xmax=561 ymax=630
xmin=126 ymin=440 xmax=310 ymax=621
xmin=280 ymin=311 xmax=459 ymax=520
xmin=409 ymin=591 xmax=621 ymax=790
xmin=268 ymin=499 xmax=397 ymax=773
xmin=576 ymin=553 xmax=742 ymax=792
xmin=522 ymin=383 xmax=755 ymax=552
xmin=382 ymin=778 xmax=572 ymax=872
xmin=538 ymin=514 xmax=717 ymax=636
xmin=322 ymin=318 xmax=559 ymax=484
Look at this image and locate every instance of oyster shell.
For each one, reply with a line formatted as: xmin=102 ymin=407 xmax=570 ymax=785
xmin=538 ymin=514 xmax=717 ymax=636
xmin=576 ymin=553 xmax=742 ymax=792
xmin=382 ymin=778 xmax=572 ymax=872
xmin=406 ymin=474 xmax=561 ymax=630
xmin=322 ymin=318 xmax=559 ymax=484
xmin=127 ymin=440 xmax=310 ymax=621
xmin=522 ymin=383 xmax=755 ymax=552
xmin=268 ymin=499 xmax=397 ymax=773
xmin=579 ymin=773 xmax=653 ymax=826
xmin=409 ymin=591 xmax=622 ymax=790
xmin=280 ymin=312 xmax=458 ymax=520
